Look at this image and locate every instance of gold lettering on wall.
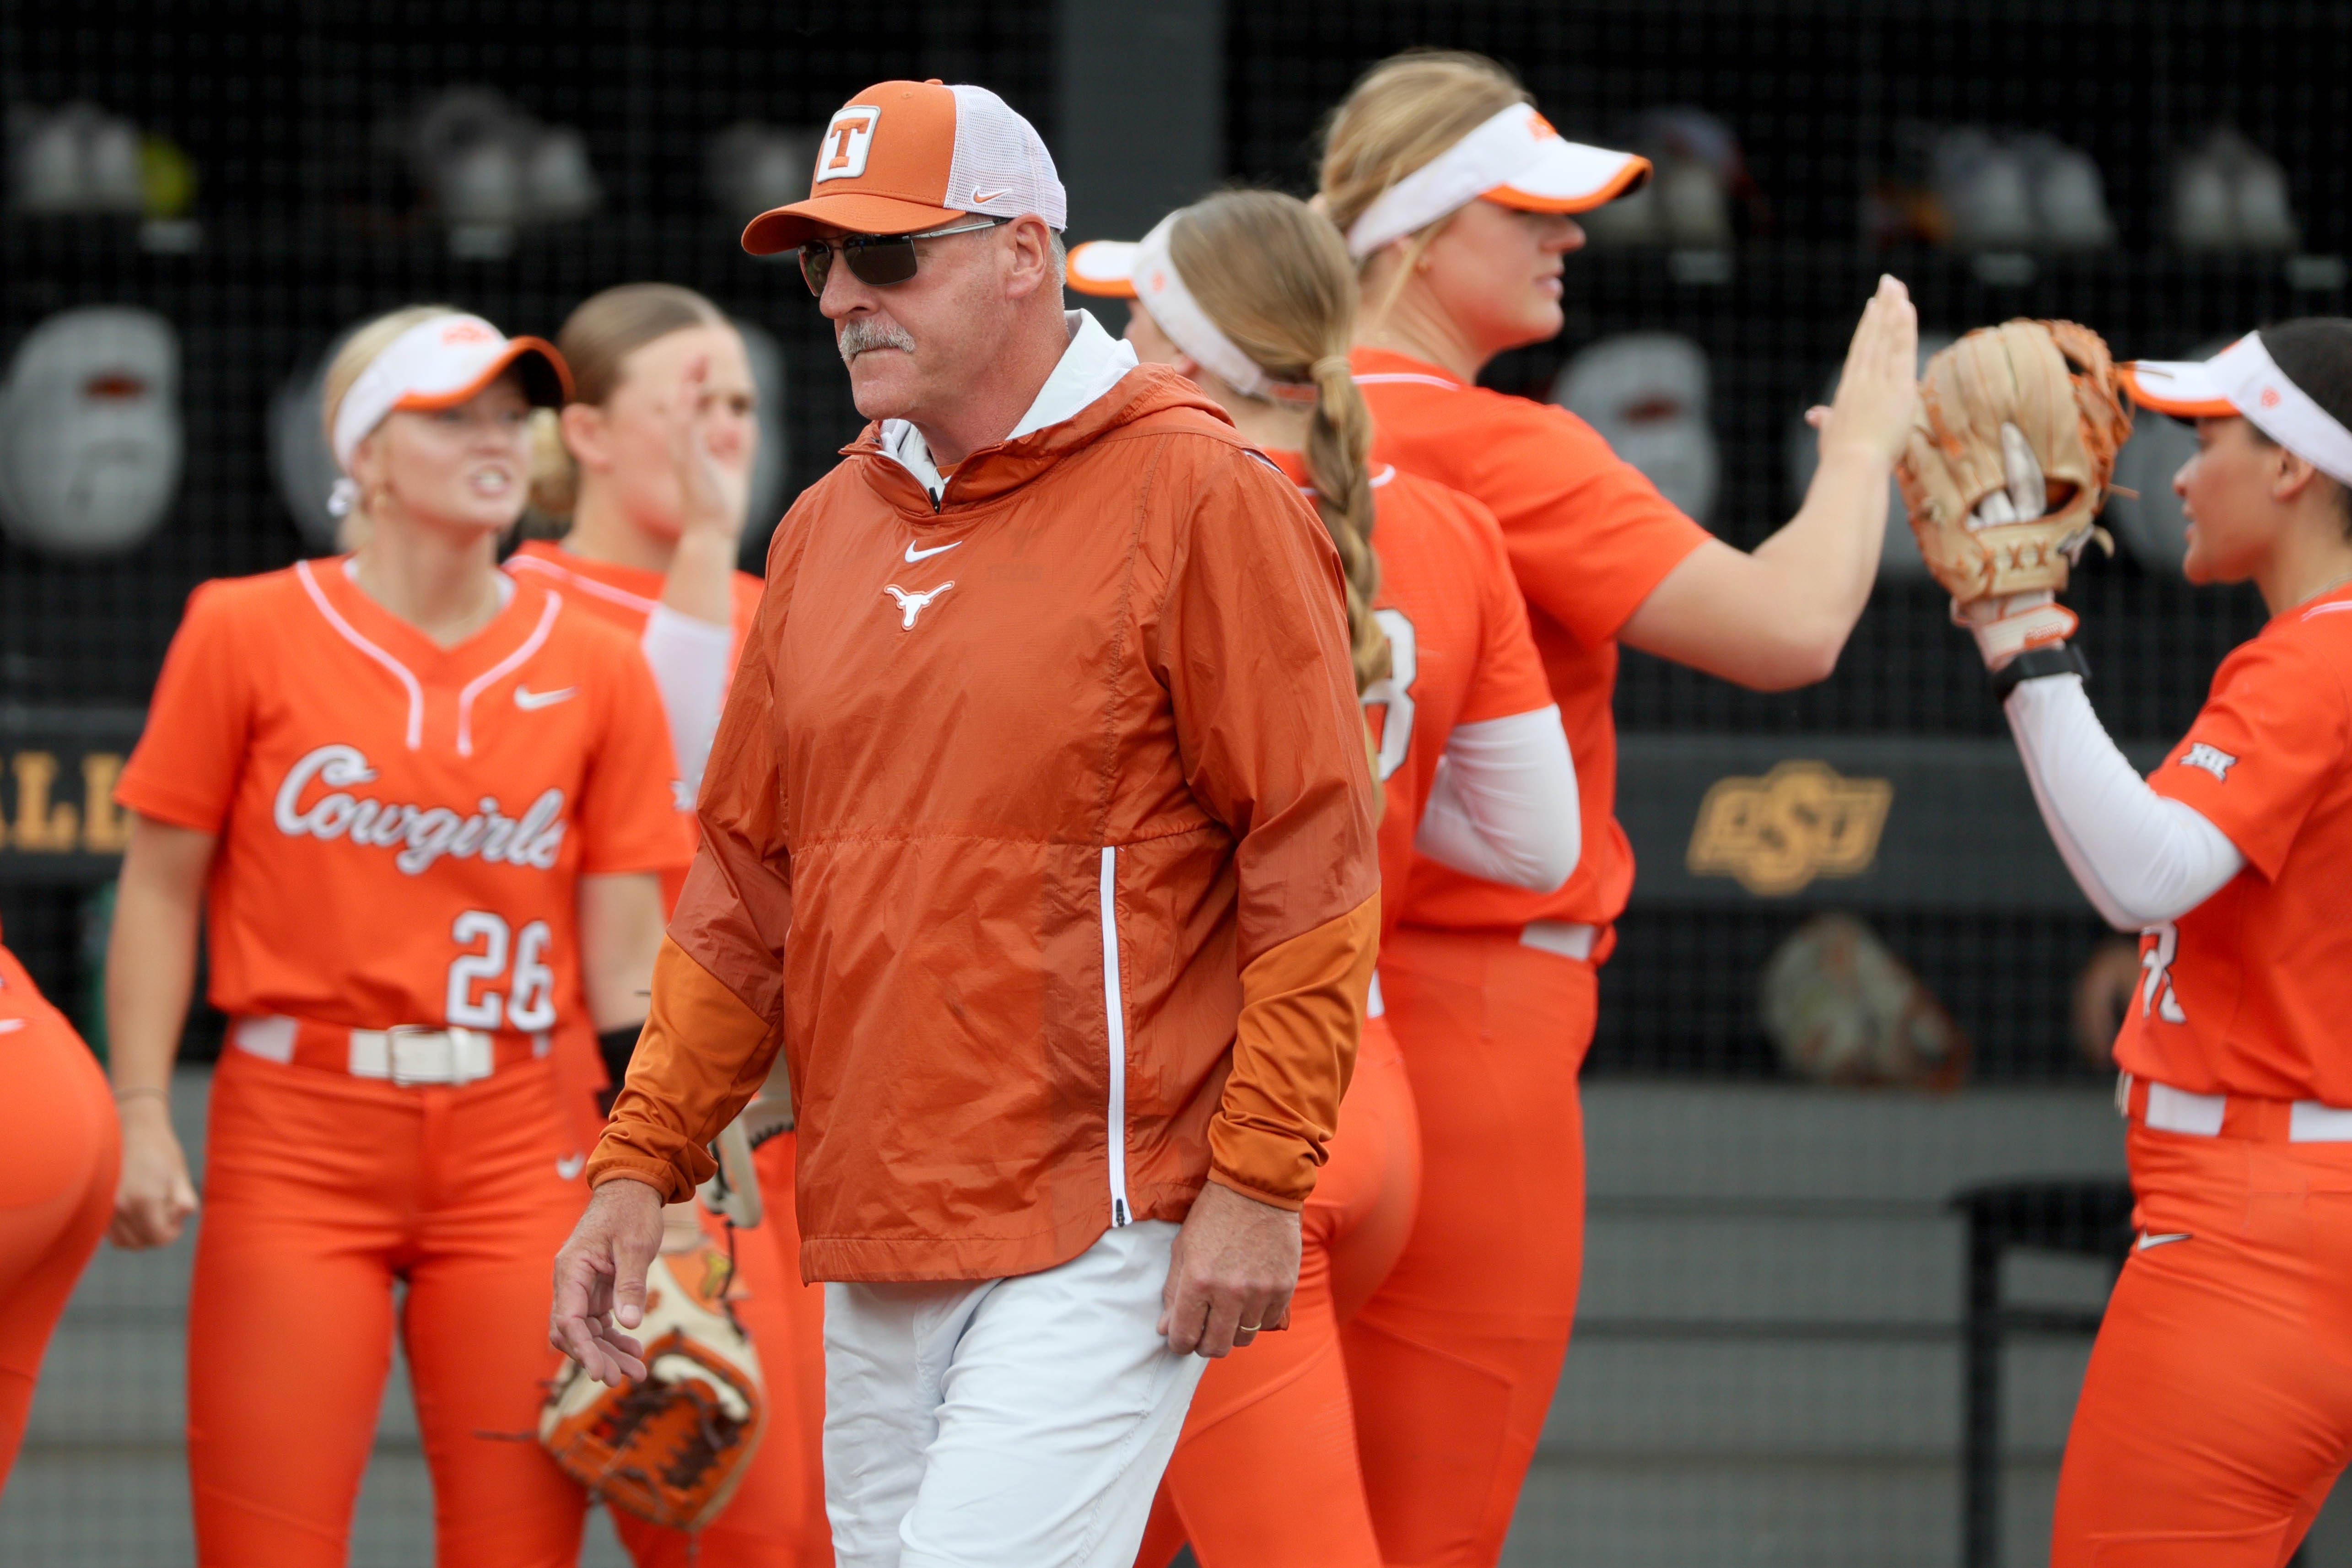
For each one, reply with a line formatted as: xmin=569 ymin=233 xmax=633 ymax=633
xmin=8 ymin=752 xmax=81 ymax=851
xmin=80 ymin=754 xmax=130 ymax=853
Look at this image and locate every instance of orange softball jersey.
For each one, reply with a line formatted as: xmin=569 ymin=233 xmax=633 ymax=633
xmin=1261 ymin=448 xmax=1555 ymax=940
xmin=2119 ymin=584 xmax=2352 ymax=1103
xmin=116 ymin=558 xmax=695 ymax=1035
xmin=506 ymin=539 xmax=764 ymax=664
xmin=1353 ymin=347 xmax=1710 ymax=933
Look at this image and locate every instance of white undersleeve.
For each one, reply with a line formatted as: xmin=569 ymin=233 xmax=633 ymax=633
xmin=2003 ymin=674 xmax=2244 ymax=930
xmin=640 ymin=604 xmax=734 ymax=798
xmin=1412 ymin=706 xmax=1581 ymax=893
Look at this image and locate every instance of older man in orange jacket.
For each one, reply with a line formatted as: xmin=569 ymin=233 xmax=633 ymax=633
xmin=550 ymin=81 xmax=1380 ymax=1567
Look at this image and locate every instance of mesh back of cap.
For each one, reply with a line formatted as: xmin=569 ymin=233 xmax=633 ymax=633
xmin=944 ymin=84 xmax=1066 ymax=229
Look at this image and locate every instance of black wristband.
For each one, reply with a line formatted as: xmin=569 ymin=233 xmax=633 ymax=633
xmin=1991 ymin=642 xmax=2089 ymax=701
xmin=596 ymin=1023 xmax=646 ymax=1111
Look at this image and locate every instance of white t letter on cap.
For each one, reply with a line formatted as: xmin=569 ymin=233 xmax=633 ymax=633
xmin=815 ymin=108 xmax=879 ymax=186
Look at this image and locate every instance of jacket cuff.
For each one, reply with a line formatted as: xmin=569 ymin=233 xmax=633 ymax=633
xmin=1205 ymin=1154 xmax=1310 ymax=1213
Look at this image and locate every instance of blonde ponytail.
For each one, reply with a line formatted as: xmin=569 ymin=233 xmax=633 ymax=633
xmin=1166 ymin=191 xmax=1390 ymax=691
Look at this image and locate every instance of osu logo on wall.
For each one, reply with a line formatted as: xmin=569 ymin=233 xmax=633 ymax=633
xmin=1686 ymin=760 xmax=1893 ymax=896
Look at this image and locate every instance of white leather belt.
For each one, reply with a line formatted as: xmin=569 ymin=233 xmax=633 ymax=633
xmin=233 ymin=1015 xmax=516 ymax=1086
xmin=1520 ymin=921 xmax=1597 ymax=962
xmin=2118 ymin=1071 xmax=2352 ymax=1142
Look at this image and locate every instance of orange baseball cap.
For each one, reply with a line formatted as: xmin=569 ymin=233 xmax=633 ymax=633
xmin=741 ymin=80 xmax=1067 ymax=255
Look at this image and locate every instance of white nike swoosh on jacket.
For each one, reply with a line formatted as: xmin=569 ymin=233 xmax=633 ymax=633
xmin=905 ymin=540 xmax=962 ymax=563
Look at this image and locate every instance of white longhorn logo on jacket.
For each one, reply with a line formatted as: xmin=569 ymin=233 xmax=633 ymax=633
xmin=883 ymin=582 xmax=954 ymax=629
xmin=273 ymin=743 xmax=566 ymax=875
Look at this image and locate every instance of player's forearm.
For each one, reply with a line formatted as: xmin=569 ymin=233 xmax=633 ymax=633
xmin=658 ymin=525 xmax=739 ymax=628
xmin=1413 ymin=706 xmax=1579 ymax=890
xmin=577 ymin=871 xmax=664 ymax=1031
xmin=105 ymin=815 xmax=214 ymax=1097
xmin=640 ymin=607 xmax=733 ymax=797
xmin=2006 ymin=674 xmax=2244 ymax=930
xmin=1750 ymin=440 xmax=1891 ymax=649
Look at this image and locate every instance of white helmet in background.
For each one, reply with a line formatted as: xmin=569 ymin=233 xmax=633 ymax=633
xmin=1552 ymin=333 xmax=1719 ymax=526
xmin=267 ymin=329 xmax=353 ymax=550
xmin=732 ymin=316 xmax=790 ymax=540
xmin=0 ymin=306 xmax=182 ymax=556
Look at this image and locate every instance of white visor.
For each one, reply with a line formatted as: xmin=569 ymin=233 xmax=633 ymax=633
xmin=330 ymin=313 xmax=569 ymax=473
xmin=1345 ymin=103 xmax=1652 ymax=259
xmin=2121 ymin=333 xmax=2352 ymax=488
xmin=1069 ymin=219 xmax=1318 ymax=406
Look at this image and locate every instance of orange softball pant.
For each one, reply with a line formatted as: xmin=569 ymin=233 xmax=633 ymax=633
xmin=1134 ymin=1015 xmax=1422 ymax=1568
xmin=188 ymin=1045 xmax=590 ymax=1567
xmin=2051 ymin=1112 xmax=2352 ymax=1567
xmin=0 ymin=941 xmax=117 ymax=1491
xmin=750 ymin=1129 xmax=833 ymax=1565
xmin=1347 ymin=924 xmax=1595 ymax=1568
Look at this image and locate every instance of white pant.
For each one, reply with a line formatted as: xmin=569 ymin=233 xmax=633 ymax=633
xmin=822 ymin=1221 xmax=1206 ymax=1568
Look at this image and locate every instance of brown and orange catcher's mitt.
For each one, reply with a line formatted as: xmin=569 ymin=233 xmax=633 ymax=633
xmin=540 ymin=1242 xmax=766 ymax=1531
xmin=1896 ymin=321 xmax=2132 ymax=653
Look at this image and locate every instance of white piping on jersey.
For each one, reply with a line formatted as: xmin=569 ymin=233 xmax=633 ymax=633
xmin=508 ymin=552 xmax=660 ymax=615
xmin=1352 ymin=371 xmax=1462 ymax=392
xmin=297 ymin=558 xmax=425 ymax=750
xmin=455 ymin=591 xmax=562 ymax=757
xmin=2303 ymin=599 xmax=2352 ymax=620
xmin=1099 ymin=845 xmax=1133 ymax=1228
xmin=1291 ymin=464 xmax=1398 ymax=501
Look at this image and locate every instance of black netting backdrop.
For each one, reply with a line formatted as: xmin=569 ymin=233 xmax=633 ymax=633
xmin=1230 ymin=0 xmax=2340 ymax=1087
xmin=4 ymin=5 xmax=2350 ymax=1562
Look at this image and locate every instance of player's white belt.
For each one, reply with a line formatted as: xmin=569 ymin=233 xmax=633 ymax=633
xmin=233 ymin=1014 xmax=547 ymax=1086
xmin=1520 ymin=921 xmax=1598 ymax=962
xmin=2117 ymin=1071 xmax=2352 ymax=1143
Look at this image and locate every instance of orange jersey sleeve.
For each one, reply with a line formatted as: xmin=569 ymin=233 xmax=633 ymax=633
xmin=115 ymin=579 xmax=254 ymax=833
xmin=2118 ymin=591 xmax=2352 ymax=1101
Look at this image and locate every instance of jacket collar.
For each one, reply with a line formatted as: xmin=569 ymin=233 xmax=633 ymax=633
xmin=874 ymin=312 xmax=1140 ymax=505
xmin=850 ymin=316 xmax=1230 ymax=515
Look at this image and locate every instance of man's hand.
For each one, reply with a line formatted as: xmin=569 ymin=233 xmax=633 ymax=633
xmin=1158 ymin=1180 xmax=1302 ymax=1358
xmin=550 ymin=1177 xmax=666 ymax=1385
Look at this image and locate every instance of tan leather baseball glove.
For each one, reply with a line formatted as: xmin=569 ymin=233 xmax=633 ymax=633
xmin=1897 ymin=320 xmax=2132 ymax=665
xmin=540 ymin=1242 xmax=766 ymax=1531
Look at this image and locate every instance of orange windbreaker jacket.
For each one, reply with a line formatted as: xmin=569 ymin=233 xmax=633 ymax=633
xmin=590 ymin=356 xmax=1381 ymax=1284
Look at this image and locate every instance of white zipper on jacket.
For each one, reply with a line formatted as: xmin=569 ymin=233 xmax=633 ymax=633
xmin=1098 ymin=845 xmax=1133 ymax=1228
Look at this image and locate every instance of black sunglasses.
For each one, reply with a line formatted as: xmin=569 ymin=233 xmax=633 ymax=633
xmin=798 ymin=216 xmax=1009 ymax=295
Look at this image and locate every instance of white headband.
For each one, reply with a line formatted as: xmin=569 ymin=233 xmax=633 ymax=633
xmin=1344 ymin=103 xmax=1651 ymax=259
xmin=1131 ymin=214 xmax=1318 ymax=406
xmin=2212 ymin=334 xmax=2352 ymax=487
xmin=329 ymin=313 xmax=565 ymax=491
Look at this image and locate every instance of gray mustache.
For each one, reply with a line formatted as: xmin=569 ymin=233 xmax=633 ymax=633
xmin=838 ymin=318 xmax=918 ymax=364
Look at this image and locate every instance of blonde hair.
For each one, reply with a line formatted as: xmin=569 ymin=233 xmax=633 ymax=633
xmin=527 ymin=282 xmax=731 ymax=521
xmin=320 ymin=303 xmax=464 ymax=542
xmin=1167 ymin=190 xmax=1389 ymax=691
xmin=1318 ymin=50 xmax=1531 ymax=323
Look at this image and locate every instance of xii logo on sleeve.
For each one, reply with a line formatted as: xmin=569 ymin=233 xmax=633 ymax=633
xmin=2179 ymin=742 xmax=2238 ymax=782
xmin=815 ymin=107 xmax=879 ymax=184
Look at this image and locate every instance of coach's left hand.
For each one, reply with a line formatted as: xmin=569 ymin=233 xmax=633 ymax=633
xmin=1160 ymin=1180 xmax=1302 ymax=1358
xmin=550 ymin=1176 xmax=665 ymax=1385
